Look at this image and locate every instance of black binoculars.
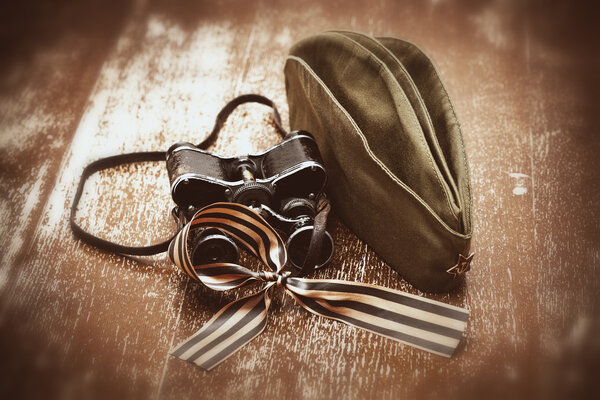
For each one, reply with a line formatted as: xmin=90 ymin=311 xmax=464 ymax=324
xmin=166 ymin=130 xmax=334 ymax=270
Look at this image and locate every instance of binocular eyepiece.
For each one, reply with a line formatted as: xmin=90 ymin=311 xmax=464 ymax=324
xmin=189 ymin=228 xmax=239 ymax=265
xmin=286 ymin=224 xmax=334 ymax=270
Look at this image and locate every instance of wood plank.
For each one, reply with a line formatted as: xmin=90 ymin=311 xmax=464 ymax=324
xmin=1 ymin=1 xmax=598 ymax=399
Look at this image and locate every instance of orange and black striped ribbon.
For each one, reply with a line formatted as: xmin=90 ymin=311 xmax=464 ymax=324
xmin=168 ymin=202 xmax=469 ymax=370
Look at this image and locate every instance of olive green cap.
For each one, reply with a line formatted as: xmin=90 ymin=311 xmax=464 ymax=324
xmin=284 ymin=31 xmax=473 ymax=292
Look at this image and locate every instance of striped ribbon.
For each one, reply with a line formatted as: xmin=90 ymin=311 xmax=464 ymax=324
xmin=168 ymin=202 xmax=469 ymax=370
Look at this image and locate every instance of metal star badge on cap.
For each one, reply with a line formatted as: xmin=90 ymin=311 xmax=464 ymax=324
xmin=446 ymin=253 xmax=474 ymax=278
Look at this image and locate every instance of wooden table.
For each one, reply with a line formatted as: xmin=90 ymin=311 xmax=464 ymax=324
xmin=1 ymin=1 xmax=599 ymax=398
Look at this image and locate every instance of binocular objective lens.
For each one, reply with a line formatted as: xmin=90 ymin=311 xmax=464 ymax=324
xmin=191 ymin=228 xmax=239 ymax=265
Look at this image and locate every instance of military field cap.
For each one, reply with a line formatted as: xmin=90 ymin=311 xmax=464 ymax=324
xmin=284 ymin=31 xmax=473 ymax=293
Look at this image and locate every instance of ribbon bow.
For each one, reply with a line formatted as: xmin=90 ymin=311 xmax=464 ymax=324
xmin=168 ymin=202 xmax=468 ymax=370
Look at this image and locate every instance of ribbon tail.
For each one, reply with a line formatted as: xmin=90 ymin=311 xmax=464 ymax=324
xmin=285 ymin=278 xmax=469 ymax=357
xmin=171 ymin=285 xmax=274 ymax=370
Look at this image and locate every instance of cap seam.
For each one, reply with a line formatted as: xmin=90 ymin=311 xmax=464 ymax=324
xmin=328 ymin=31 xmax=462 ymax=211
xmin=325 ymin=32 xmax=461 ymax=225
xmin=286 ymin=55 xmax=471 ymax=240
xmin=378 ymin=37 xmax=473 ymax=233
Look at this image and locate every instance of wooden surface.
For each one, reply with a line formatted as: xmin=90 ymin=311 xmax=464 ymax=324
xmin=1 ymin=0 xmax=599 ymax=399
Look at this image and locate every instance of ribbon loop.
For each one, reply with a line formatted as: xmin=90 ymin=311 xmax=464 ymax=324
xmin=169 ymin=202 xmax=469 ymax=370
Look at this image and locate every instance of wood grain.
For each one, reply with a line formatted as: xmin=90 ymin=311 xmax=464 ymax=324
xmin=1 ymin=0 xmax=599 ymax=399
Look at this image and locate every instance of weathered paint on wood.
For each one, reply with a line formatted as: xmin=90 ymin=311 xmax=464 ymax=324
xmin=1 ymin=0 xmax=599 ymax=399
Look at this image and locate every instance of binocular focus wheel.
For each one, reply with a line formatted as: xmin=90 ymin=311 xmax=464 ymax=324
xmin=286 ymin=226 xmax=334 ymax=270
xmin=232 ymin=182 xmax=274 ymax=207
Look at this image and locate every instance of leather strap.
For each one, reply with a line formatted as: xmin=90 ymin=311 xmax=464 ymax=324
xmin=198 ymin=93 xmax=287 ymax=148
xmin=70 ymin=151 xmax=173 ymax=255
xmin=295 ymin=196 xmax=331 ymax=277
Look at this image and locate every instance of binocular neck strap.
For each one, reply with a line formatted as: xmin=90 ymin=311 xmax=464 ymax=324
xmin=296 ymin=196 xmax=331 ymax=277
xmin=70 ymin=151 xmax=175 ymax=256
xmin=197 ymin=93 xmax=288 ymax=149
xmin=70 ymin=94 xmax=288 ymax=256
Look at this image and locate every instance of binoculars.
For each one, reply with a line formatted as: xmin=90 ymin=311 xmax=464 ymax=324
xmin=166 ymin=131 xmax=334 ymax=270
